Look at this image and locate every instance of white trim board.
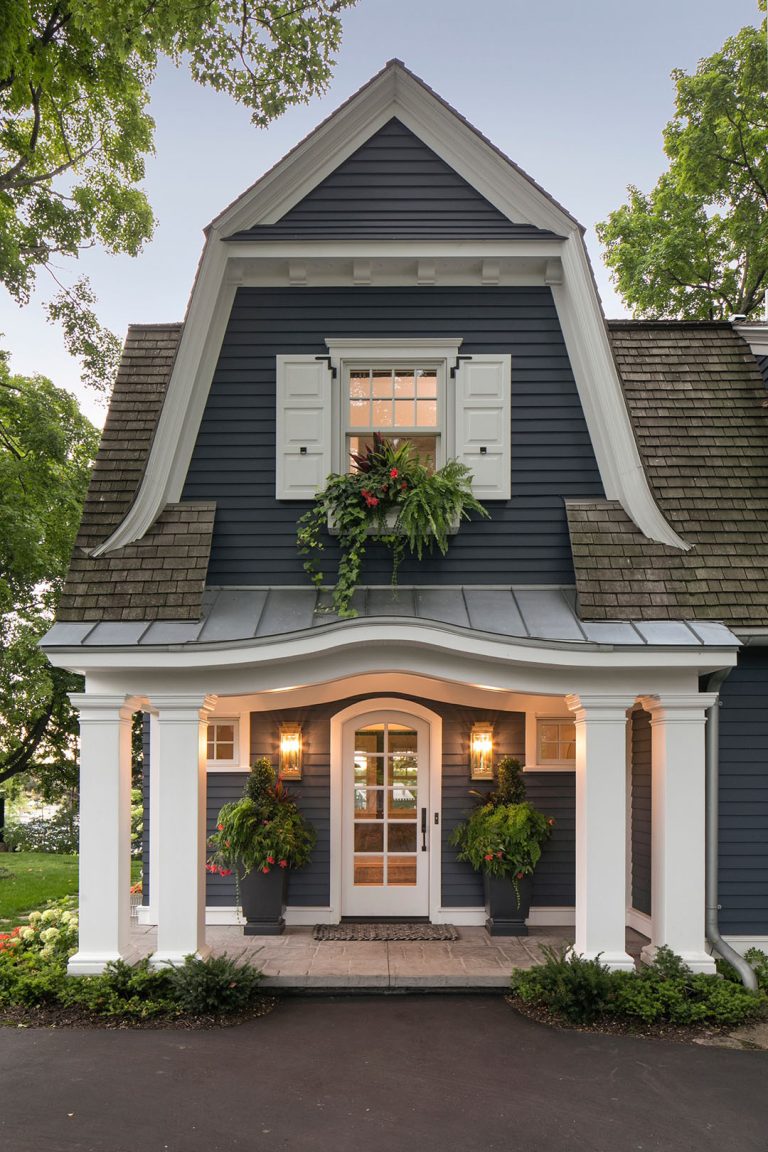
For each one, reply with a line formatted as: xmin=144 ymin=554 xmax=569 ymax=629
xmin=92 ymin=61 xmax=685 ymax=558
xmin=179 ymin=905 xmax=580 ymax=927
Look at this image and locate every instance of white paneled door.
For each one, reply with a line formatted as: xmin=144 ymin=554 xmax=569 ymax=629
xmin=341 ymin=711 xmax=430 ymax=917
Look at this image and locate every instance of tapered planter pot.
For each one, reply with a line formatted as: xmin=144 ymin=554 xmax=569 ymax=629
xmin=239 ymin=867 xmax=287 ymax=936
xmin=484 ymin=873 xmax=534 ymax=936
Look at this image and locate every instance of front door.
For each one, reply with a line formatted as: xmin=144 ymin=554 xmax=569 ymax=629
xmin=341 ymin=710 xmax=430 ymax=917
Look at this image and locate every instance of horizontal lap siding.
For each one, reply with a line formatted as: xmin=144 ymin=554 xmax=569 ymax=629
xmin=718 ymin=647 xmax=768 ymax=935
xmin=206 ymin=773 xmax=249 ymax=906
xmin=232 ymin=119 xmax=552 ymax=240
xmin=631 ymin=709 xmax=652 ymax=916
xmin=195 ymin=696 xmax=577 ymax=912
xmin=182 ymin=286 xmax=604 ymax=586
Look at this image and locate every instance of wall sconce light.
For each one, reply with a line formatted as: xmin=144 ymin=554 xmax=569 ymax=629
xmin=279 ymin=724 xmax=303 ymax=779
xmin=470 ymin=723 xmax=494 ymax=780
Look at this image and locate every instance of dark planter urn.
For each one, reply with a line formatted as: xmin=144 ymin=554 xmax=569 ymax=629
xmin=239 ymin=866 xmax=287 ymax=936
xmin=484 ymin=872 xmax=534 ymax=936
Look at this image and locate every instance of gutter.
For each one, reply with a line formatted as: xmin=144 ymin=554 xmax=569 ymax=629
xmin=704 ymin=670 xmax=758 ymax=990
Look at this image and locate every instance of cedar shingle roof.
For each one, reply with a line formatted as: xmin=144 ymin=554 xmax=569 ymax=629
xmin=57 ymin=324 xmax=216 ymax=622
xmin=567 ymin=322 xmax=768 ymax=628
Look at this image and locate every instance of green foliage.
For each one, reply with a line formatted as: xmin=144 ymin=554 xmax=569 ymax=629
xmin=597 ymin=16 xmax=768 ymax=319
xmin=0 ymin=0 xmax=356 ymax=388
xmin=165 ymin=953 xmax=264 ymax=1016
xmin=511 ymin=944 xmax=768 ymax=1029
xmin=60 ymin=958 xmax=176 ymax=1019
xmin=209 ymin=757 xmax=315 ymax=876
xmin=298 ymin=433 xmax=489 ymax=617
xmin=0 ymin=365 xmax=98 ymax=795
xmin=494 ymin=757 xmax=527 ymax=805
xmin=0 ymin=856 xmax=79 ymax=927
xmin=450 ymin=799 xmax=552 ymax=885
xmin=4 ymin=812 xmax=79 ymax=854
xmin=510 ymin=944 xmax=616 ymax=1024
xmin=744 ymin=948 xmax=768 ymax=989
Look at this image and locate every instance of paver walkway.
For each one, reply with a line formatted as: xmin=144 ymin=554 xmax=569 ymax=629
xmin=130 ymin=924 xmax=647 ymax=988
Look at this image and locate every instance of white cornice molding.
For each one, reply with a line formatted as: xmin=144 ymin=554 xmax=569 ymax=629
xmin=93 ymin=61 xmax=686 ymax=556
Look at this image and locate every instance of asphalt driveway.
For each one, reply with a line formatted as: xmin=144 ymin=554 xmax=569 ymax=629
xmin=1 ymin=995 xmax=766 ymax=1152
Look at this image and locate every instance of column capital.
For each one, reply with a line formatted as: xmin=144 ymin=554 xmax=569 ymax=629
xmin=638 ymin=693 xmax=719 ymax=723
xmin=565 ymin=694 xmax=636 ymax=720
xmin=151 ymin=694 xmax=218 ymax=720
xmin=69 ymin=693 xmax=147 ymax=722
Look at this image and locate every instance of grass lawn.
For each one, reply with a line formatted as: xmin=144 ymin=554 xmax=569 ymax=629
xmin=0 ymin=853 xmax=142 ymax=928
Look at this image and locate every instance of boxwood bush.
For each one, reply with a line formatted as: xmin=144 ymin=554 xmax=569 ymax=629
xmin=0 ymin=898 xmax=268 ymax=1022
xmin=510 ymin=944 xmax=768 ymax=1029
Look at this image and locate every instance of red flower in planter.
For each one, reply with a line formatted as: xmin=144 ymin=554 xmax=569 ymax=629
xmin=217 ymin=823 xmax=224 ymax=831
xmin=390 ymin=468 xmax=398 ymax=478
xmin=267 ymin=856 xmax=275 ymax=865
xmin=548 ymin=818 xmax=556 ymax=826
xmin=516 ymin=871 xmax=525 ymax=880
xmin=483 ymin=853 xmax=494 ymax=861
xmin=279 ymin=860 xmax=288 ymax=868
xmin=219 ymin=868 xmax=233 ymax=876
xmin=262 ymin=866 xmax=270 ymax=874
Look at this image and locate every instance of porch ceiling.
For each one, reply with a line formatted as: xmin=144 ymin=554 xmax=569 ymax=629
xmin=43 ymin=584 xmax=738 ymax=651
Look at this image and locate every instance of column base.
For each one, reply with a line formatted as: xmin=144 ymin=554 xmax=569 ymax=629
xmin=640 ymin=943 xmax=717 ymax=974
xmin=67 ymin=948 xmax=141 ymax=976
xmin=150 ymin=944 xmax=211 ymax=969
xmin=570 ymin=946 xmax=635 ymax=972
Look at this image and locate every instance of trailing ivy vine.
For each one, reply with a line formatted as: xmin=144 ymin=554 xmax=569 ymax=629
xmin=297 ymin=434 xmax=489 ymax=617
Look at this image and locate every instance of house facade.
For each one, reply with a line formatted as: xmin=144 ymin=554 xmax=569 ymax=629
xmin=42 ymin=62 xmax=768 ymax=975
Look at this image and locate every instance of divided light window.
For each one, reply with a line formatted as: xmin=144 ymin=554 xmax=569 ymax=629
xmin=207 ymin=718 xmax=238 ymax=766
xmin=346 ymin=366 xmax=441 ymax=472
xmin=537 ymin=718 xmax=576 ymax=766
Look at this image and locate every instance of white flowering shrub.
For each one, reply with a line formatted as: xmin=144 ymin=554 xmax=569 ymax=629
xmin=15 ymin=902 xmax=79 ymax=962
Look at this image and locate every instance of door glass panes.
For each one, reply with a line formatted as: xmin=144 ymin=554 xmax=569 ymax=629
xmin=352 ymin=722 xmax=419 ymax=887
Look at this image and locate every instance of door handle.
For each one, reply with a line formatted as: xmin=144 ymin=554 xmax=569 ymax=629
xmin=421 ymin=807 xmax=427 ymax=852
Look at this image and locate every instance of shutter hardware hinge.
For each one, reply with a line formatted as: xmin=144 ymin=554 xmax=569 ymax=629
xmin=314 ymin=355 xmax=337 ymax=378
xmin=450 ymin=355 xmax=473 ymax=379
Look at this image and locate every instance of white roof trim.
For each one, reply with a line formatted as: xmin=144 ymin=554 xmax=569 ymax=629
xmin=93 ymin=61 xmax=686 ymax=557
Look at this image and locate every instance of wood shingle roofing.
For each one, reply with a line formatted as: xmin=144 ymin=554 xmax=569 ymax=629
xmin=57 ymin=324 xmax=215 ymax=622
xmin=567 ymin=322 xmax=768 ymax=628
xmin=56 ymin=319 xmax=768 ymax=628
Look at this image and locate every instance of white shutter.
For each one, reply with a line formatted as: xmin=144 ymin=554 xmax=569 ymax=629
xmin=454 ymin=355 xmax=511 ymax=499
xmin=276 ymin=355 xmax=333 ymax=500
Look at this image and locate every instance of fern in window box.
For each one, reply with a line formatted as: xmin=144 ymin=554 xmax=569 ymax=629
xmin=297 ymin=433 xmax=489 ymax=617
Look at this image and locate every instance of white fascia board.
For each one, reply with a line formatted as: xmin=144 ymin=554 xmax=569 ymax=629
xmin=734 ymin=323 xmax=768 ymax=357
xmin=42 ymin=622 xmax=739 ymax=678
xmin=552 ymin=242 xmax=688 ymax=550
xmin=226 ymin=239 xmax=567 ymax=260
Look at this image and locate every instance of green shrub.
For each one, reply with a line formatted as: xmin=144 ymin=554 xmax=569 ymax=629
xmin=510 ymin=944 xmax=616 ymax=1024
xmin=744 ymin=948 xmax=768 ymax=990
xmin=62 ymin=960 xmax=177 ymax=1019
xmin=166 ymin=953 xmax=264 ymax=1016
xmin=511 ymin=944 xmax=768 ymax=1030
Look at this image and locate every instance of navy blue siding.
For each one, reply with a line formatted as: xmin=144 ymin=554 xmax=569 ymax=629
xmin=718 ymin=647 xmax=768 ymax=936
xmin=631 ymin=709 xmax=652 ymax=916
xmin=229 ymin=118 xmax=557 ymax=241
xmin=182 ymin=286 xmax=604 ymax=586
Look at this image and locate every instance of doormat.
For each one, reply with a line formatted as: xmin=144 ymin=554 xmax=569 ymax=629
xmin=313 ymin=923 xmax=460 ymax=942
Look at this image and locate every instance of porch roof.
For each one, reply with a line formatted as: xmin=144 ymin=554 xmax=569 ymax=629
xmin=42 ymin=584 xmax=738 ymax=652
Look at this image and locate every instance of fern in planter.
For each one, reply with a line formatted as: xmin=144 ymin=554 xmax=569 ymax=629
xmin=297 ymin=433 xmax=489 ymax=617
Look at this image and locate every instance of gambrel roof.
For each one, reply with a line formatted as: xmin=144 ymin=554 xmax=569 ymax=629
xmin=567 ymin=322 xmax=768 ymax=629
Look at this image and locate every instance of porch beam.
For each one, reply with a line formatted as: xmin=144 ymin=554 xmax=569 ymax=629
xmin=566 ymin=694 xmax=635 ymax=971
xmin=67 ymin=693 xmax=144 ymax=975
xmin=150 ymin=694 xmax=217 ymax=967
xmin=638 ymin=694 xmax=718 ymax=973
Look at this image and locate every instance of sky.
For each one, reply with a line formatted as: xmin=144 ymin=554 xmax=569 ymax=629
xmin=0 ymin=0 xmax=762 ymax=427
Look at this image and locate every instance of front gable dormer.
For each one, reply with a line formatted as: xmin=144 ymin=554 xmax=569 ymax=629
xmin=92 ymin=59 xmax=685 ymax=559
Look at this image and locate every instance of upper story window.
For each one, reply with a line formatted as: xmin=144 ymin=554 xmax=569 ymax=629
xmin=275 ymin=342 xmax=511 ymax=502
xmin=346 ymin=365 xmax=442 ymax=472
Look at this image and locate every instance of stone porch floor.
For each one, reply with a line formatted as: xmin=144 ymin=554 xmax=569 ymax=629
xmin=130 ymin=925 xmax=649 ymax=989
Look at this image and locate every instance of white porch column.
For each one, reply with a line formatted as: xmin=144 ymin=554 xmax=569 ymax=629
xmin=150 ymin=695 xmax=216 ymax=967
xmin=68 ymin=694 xmax=141 ymax=975
xmin=566 ymin=694 xmax=635 ymax=971
xmin=639 ymin=694 xmax=718 ymax=973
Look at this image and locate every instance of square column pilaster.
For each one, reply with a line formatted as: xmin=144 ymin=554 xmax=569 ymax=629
xmin=136 ymin=710 xmax=159 ymax=925
xmin=150 ymin=695 xmax=216 ymax=967
xmin=639 ymin=694 xmax=718 ymax=973
xmin=566 ymin=695 xmax=636 ymax=971
xmin=67 ymin=694 xmax=142 ymax=975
